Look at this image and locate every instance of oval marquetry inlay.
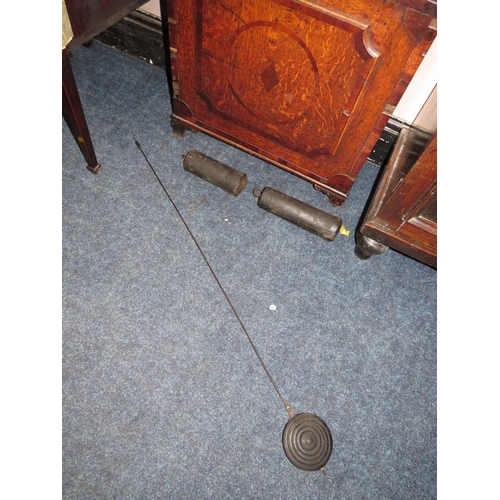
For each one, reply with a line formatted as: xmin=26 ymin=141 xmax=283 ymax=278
xmin=228 ymin=21 xmax=320 ymax=125
xmin=194 ymin=0 xmax=380 ymax=162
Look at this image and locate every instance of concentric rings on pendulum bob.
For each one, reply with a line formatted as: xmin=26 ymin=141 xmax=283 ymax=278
xmin=282 ymin=413 xmax=333 ymax=471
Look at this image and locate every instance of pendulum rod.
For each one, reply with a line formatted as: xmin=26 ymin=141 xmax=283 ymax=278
xmin=134 ymin=138 xmax=295 ymax=419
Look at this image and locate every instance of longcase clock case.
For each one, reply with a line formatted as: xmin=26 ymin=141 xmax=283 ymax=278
xmin=165 ymin=0 xmax=436 ymax=205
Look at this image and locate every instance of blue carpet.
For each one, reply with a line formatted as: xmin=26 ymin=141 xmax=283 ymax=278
xmin=63 ymin=41 xmax=437 ymax=499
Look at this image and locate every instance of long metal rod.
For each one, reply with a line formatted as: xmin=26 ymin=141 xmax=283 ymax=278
xmin=134 ymin=138 xmax=295 ymax=419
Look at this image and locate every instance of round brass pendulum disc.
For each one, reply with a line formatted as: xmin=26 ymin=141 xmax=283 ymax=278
xmin=282 ymin=413 xmax=333 ymax=471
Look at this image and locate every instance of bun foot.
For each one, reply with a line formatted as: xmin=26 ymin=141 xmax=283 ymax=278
xmin=354 ymin=233 xmax=388 ymax=260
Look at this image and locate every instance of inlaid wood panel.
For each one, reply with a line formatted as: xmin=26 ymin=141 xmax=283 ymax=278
xmin=167 ymin=0 xmax=436 ymax=204
xmin=196 ymin=0 xmax=378 ymax=165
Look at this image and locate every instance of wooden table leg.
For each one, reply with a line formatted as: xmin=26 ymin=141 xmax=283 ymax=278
xmin=62 ymin=48 xmax=101 ymax=174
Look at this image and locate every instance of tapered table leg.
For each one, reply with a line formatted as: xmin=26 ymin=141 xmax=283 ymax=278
xmin=62 ymin=48 xmax=101 ymax=174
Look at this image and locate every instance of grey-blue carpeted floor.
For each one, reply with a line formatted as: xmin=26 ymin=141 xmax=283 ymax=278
xmin=62 ymin=40 xmax=437 ymax=499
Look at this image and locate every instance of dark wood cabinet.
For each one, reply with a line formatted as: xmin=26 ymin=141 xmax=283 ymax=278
xmin=355 ymin=123 xmax=437 ymax=268
xmin=165 ymin=0 xmax=436 ymax=205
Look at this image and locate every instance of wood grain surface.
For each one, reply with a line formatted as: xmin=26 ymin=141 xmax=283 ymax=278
xmin=167 ymin=0 xmax=436 ymax=204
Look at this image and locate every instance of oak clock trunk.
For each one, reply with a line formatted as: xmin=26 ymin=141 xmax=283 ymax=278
xmin=165 ymin=0 xmax=436 ymax=205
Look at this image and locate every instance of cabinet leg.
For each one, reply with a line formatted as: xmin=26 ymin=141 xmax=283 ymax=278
xmin=171 ymin=117 xmax=187 ymax=139
xmin=313 ymin=184 xmax=345 ymax=207
xmin=170 ymin=115 xmax=200 ymax=139
xmin=62 ymin=48 xmax=102 ymax=174
xmin=354 ymin=233 xmax=389 ymax=260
